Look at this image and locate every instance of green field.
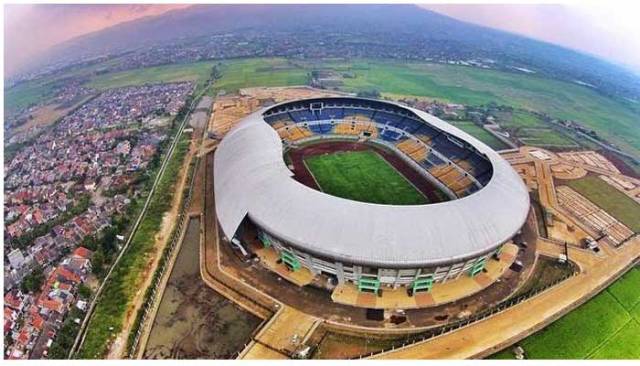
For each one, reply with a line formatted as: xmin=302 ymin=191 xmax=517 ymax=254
xmin=305 ymin=59 xmax=640 ymax=157
xmin=518 ymin=128 xmax=579 ymax=147
xmin=495 ymin=110 xmax=549 ymax=129
xmin=8 ymin=57 xmax=640 ymax=157
xmin=304 ymin=150 xmax=427 ymax=205
xmin=210 ymin=58 xmax=309 ymax=94
xmin=567 ymin=176 xmax=640 ymax=232
xmin=216 ymin=58 xmax=639 ymax=156
xmin=87 ymin=61 xmax=218 ymax=91
xmin=447 ymin=121 xmax=510 ymax=150
xmin=492 ymin=267 xmax=640 ymax=359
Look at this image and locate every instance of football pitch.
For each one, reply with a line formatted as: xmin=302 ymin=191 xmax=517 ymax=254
xmin=304 ymin=150 xmax=428 ymax=205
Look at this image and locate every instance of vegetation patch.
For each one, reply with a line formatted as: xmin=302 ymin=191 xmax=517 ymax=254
xmin=491 ymin=267 xmax=640 ymax=359
xmin=77 ymin=132 xmax=191 ymax=359
xmin=304 ymin=150 xmax=427 ymax=205
xmin=567 ymin=176 xmax=640 ymax=231
xmin=312 ymin=331 xmax=400 ymax=359
xmin=588 ymin=320 xmax=640 ymax=359
xmin=510 ymin=256 xmax=574 ymax=298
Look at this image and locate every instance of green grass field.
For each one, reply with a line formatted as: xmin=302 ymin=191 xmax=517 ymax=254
xmin=447 ymin=121 xmax=510 ymax=150
xmin=491 ymin=267 xmax=640 ymax=359
xmin=567 ymin=176 xmax=640 ymax=232
xmin=304 ymin=150 xmax=427 ymax=205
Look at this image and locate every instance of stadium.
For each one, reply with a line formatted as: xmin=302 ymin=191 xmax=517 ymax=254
xmin=214 ymin=97 xmax=529 ymax=295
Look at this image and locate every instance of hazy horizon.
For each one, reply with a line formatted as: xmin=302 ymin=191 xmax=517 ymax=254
xmin=5 ymin=3 xmax=640 ymax=77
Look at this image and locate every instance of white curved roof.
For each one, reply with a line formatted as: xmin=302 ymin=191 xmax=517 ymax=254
xmin=214 ymin=98 xmax=529 ymax=268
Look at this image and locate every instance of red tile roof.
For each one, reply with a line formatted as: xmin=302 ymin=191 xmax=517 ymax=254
xmin=40 ymin=299 xmax=64 ymax=313
xmin=4 ymin=292 xmax=23 ymax=309
xmin=72 ymin=246 xmax=92 ymax=259
xmin=31 ymin=313 xmax=45 ymax=330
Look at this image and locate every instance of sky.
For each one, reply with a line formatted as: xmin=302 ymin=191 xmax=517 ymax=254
xmin=4 ymin=4 xmax=189 ymax=76
xmin=422 ymin=3 xmax=640 ymax=73
xmin=4 ymin=3 xmax=640 ymax=77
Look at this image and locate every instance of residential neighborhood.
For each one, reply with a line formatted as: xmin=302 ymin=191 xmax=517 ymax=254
xmin=4 ymin=82 xmax=193 ymax=359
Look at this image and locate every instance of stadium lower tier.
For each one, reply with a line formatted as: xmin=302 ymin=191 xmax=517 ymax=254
xmin=254 ymin=226 xmax=504 ymax=291
xmin=274 ymin=119 xmax=492 ymax=198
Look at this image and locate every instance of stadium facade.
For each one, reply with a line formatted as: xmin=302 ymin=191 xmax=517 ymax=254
xmin=214 ymin=97 xmax=529 ymax=292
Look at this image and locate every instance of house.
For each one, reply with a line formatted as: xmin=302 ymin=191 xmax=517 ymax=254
xmin=72 ymin=246 xmax=92 ymax=260
xmin=7 ymin=249 xmax=26 ymax=269
xmin=5 ymin=290 xmax=25 ymax=311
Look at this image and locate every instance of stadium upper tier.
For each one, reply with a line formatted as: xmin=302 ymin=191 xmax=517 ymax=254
xmin=214 ymin=97 xmax=530 ymax=268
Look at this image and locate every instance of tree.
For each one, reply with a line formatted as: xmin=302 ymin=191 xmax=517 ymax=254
xmin=77 ymin=283 xmax=92 ymax=299
xmin=356 ymin=89 xmax=381 ymax=99
xmin=92 ymin=250 xmax=105 ymax=277
xmin=21 ymin=266 xmax=45 ymax=293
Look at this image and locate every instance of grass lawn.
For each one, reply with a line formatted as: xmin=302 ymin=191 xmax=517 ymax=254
xmin=567 ymin=176 xmax=640 ymax=232
xmin=495 ymin=110 xmax=548 ymax=129
xmin=606 ymin=268 xmax=640 ymax=310
xmin=304 ymin=150 xmax=427 ymax=205
xmin=447 ymin=120 xmax=509 ymax=150
xmin=491 ymin=267 xmax=640 ymax=359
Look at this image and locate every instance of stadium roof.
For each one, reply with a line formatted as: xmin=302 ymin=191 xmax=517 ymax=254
xmin=214 ymin=97 xmax=530 ymax=268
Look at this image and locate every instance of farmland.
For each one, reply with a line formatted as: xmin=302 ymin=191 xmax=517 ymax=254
xmin=518 ymin=128 xmax=579 ymax=147
xmin=87 ymin=61 xmax=218 ymax=91
xmin=8 ymin=57 xmax=640 ymax=157
xmin=209 ymin=58 xmax=309 ymax=94
xmin=209 ymin=58 xmax=640 ymax=156
xmin=491 ymin=267 xmax=640 ymax=359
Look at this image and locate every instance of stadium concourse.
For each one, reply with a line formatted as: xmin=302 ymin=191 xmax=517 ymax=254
xmin=213 ymin=97 xmax=529 ymax=304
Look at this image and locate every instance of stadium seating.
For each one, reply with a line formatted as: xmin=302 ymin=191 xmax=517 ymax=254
xmin=380 ymin=129 xmax=402 ymax=142
xmin=308 ymin=122 xmax=334 ymax=134
xmin=396 ymin=139 xmax=428 ymax=162
xmin=263 ymin=99 xmax=494 ymax=195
